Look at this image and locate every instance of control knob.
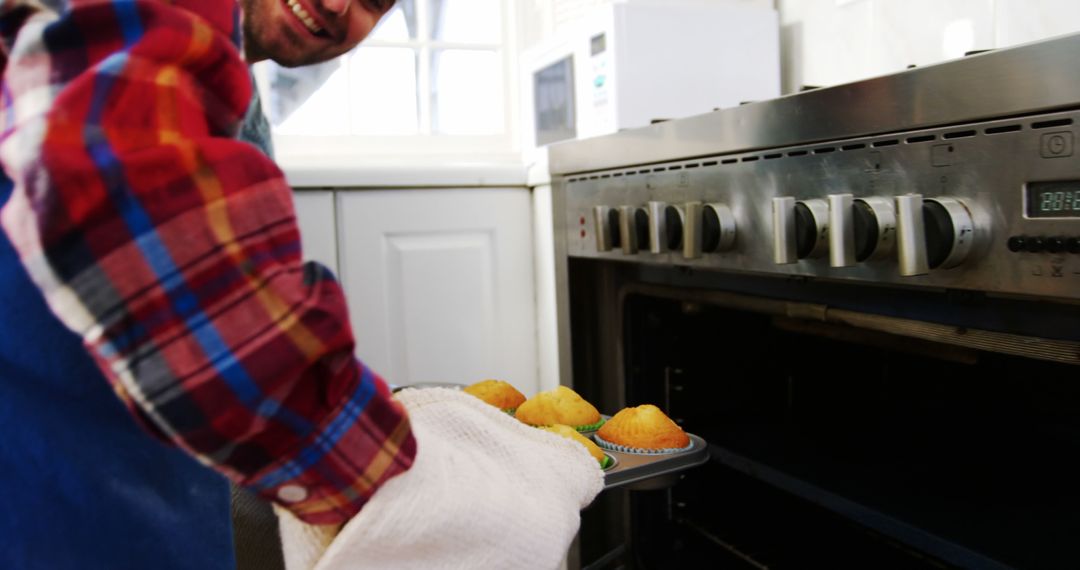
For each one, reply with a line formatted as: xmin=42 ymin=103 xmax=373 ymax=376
xmin=683 ymin=201 xmax=736 ymax=258
xmin=645 ymin=201 xmax=685 ymax=253
xmin=895 ymin=194 xmax=977 ymax=276
xmin=617 ymin=205 xmax=650 ymax=254
xmin=773 ymin=197 xmax=829 ymax=264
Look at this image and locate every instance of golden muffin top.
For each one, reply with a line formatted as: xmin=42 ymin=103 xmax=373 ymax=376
xmin=463 ymin=379 xmax=526 ymax=412
xmin=597 ymin=404 xmax=690 ymax=450
xmin=514 ymin=386 xmax=602 ymax=429
xmin=540 ymin=424 xmax=606 ymax=465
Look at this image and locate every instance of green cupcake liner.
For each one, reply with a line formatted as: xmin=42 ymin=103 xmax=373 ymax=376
xmin=574 ymin=418 xmax=606 ymax=433
xmin=600 ymin=454 xmax=615 ymax=470
xmin=502 ymin=407 xmax=517 ymax=416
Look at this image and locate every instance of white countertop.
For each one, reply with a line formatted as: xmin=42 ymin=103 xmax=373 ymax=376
xmin=281 ymin=158 xmax=529 ymax=189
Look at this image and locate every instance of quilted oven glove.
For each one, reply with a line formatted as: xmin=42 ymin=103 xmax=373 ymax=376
xmin=276 ymin=387 xmax=605 ymax=570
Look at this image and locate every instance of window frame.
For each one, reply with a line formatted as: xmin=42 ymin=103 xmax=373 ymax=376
xmin=252 ymin=0 xmax=522 ymax=168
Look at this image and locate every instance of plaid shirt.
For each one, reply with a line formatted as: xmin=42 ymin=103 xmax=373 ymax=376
xmin=0 ymin=0 xmax=415 ymax=525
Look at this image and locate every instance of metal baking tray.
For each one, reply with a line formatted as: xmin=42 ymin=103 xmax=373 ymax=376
xmin=390 ymin=384 xmax=709 ymax=489
xmin=592 ymin=431 xmax=710 ymax=491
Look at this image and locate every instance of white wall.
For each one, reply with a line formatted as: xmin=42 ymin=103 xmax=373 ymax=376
xmin=518 ymin=0 xmax=775 ymax=52
xmin=779 ymin=0 xmax=1080 ymax=94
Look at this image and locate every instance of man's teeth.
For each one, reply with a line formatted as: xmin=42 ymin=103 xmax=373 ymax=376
xmin=286 ymin=0 xmax=324 ymax=34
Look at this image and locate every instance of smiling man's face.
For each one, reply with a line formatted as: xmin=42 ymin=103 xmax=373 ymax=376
xmin=241 ymin=0 xmax=395 ymax=67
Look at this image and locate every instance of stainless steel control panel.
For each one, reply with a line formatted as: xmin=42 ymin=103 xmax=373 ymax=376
xmin=559 ymin=110 xmax=1080 ymax=301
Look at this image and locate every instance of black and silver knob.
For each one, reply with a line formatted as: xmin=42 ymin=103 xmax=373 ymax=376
xmin=773 ymin=197 xmax=829 ymax=264
xmin=646 ymin=201 xmax=684 ymax=253
xmin=895 ymin=194 xmax=976 ymax=276
xmin=592 ymin=206 xmax=618 ymax=252
xmin=618 ymin=205 xmax=650 ymax=254
xmin=852 ymin=196 xmax=897 ymax=262
xmin=684 ymin=201 xmax=736 ymax=259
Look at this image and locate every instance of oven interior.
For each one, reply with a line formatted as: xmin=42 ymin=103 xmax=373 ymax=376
xmin=572 ymin=261 xmax=1080 ymax=570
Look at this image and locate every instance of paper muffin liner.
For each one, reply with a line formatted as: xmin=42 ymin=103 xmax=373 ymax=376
xmin=593 ymin=433 xmax=694 ymax=455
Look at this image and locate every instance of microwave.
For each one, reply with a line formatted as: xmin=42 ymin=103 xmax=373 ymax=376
xmin=522 ymin=1 xmax=781 ymax=155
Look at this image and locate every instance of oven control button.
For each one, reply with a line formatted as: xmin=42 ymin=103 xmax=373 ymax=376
xmin=1046 ymin=236 xmax=1066 ymax=254
xmin=795 ymin=199 xmax=829 ymax=259
xmin=592 ymin=206 xmax=616 ymax=252
xmin=1007 ymin=235 xmax=1027 ymax=252
xmin=896 ymin=194 xmax=976 ymax=275
xmin=828 ymin=194 xmax=855 ymax=267
xmin=645 ymin=201 xmax=683 ymax=253
xmin=684 ymin=202 xmax=736 ymax=259
xmin=1024 ymin=236 xmax=1046 ymax=254
xmin=773 ymin=197 xmax=828 ymax=264
xmin=853 ymin=197 xmax=897 ymax=262
xmin=773 ymin=197 xmax=797 ymax=264
xmin=609 ymin=208 xmax=622 ymax=249
xmin=618 ymin=205 xmax=649 ymax=254
xmin=665 ymin=205 xmax=685 ymax=251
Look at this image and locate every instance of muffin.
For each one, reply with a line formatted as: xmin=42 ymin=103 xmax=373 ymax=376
xmin=596 ymin=404 xmax=690 ymax=452
xmin=540 ymin=424 xmax=610 ymax=468
xmin=463 ymin=379 xmax=526 ymax=414
xmin=514 ymin=386 xmax=604 ymax=432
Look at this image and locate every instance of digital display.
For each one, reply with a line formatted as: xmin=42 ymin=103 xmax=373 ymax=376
xmin=1027 ymin=181 xmax=1080 ymax=218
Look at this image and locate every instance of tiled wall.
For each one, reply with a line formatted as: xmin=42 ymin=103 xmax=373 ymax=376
xmin=779 ymin=0 xmax=1080 ymax=93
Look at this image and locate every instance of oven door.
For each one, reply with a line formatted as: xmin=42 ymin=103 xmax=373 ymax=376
xmin=568 ymin=260 xmax=1080 ymax=570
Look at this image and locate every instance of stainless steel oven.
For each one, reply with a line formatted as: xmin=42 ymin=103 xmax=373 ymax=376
xmin=551 ymin=34 xmax=1080 ymax=569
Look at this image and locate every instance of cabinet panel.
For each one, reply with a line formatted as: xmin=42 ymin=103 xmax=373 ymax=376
xmin=292 ymin=191 xmax=338 ymax=275
xmin=337 ymin=189 xmax=538 ymax=394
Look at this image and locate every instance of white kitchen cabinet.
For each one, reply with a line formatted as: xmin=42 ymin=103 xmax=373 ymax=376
xmin=336 ymin=188 xmax=538 ymax=395
xmin=292 ymin=190 xmax=339 ymax=275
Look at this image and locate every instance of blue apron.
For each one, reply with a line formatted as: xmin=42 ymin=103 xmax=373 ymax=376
xmin=0 ymin=175 xmax=235 ymax=569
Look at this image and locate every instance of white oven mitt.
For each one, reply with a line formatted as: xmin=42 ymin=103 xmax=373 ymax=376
xmin=276 ymin=387 xmax=605 ymax=570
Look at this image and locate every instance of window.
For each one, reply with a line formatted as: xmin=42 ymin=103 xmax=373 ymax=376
xmin=254 ymin=0 xmax=518 ymax=164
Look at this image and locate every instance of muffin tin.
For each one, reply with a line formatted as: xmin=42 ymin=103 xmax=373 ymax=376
xmin=391 ymin=384 xmax=709 ymax=490
xmin=585 ymin=425 xmax=709 ymax=491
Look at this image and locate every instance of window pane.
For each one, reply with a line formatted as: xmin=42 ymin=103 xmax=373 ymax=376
xmin=371 ymin=0 xmax=417 ymax=41
xmin=432 ymin=49 xmax=503 ymax=135
xmin=349 ymin=47 xmax=419 ymax=135
xmin=427 ymin=0 xmax=501 ymax=44
xmin=268 ymin=60 xmax=350 ymax=136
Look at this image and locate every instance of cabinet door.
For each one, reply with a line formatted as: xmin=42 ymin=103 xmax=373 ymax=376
xmin=337 ymin=189 xmax=538 ymax=394
xmin=292 ymin=190 xmax=338 ymax=275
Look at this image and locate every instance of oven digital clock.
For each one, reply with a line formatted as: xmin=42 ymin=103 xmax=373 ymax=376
xmin=1027 ymin=181 xmax=1080 ymax=218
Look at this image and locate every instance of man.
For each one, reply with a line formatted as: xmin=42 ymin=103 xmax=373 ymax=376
xmin=0 ymin=1 xmax=601 ymax=569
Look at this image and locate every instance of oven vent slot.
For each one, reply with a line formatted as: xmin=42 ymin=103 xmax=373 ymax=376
xmin=787 ymin=150 xmax=809 ymax=157
xmin=943 ymin=129 xmax=977 ymax=139
xmin=841 ymin=143 xmax=867 ymax=151
xmin=906 ymin=135 xmax=936 ymax=144
xmin=984 ymin=124 xmax=1021 ymax=135
xmin=722 ymin=158 xmax=738 ymax=165
xmin=763 ymin=153 xmax=783 ymax=160
xmin=742 ymin=156 xmax=760 ymax=162
xmin=813 ymin=147 xmax=836 ymax=154
xmin=871 ymin=139 xmax=899 ymax=147
xmin=1032 ymin=118 xmax=1073 ymax=129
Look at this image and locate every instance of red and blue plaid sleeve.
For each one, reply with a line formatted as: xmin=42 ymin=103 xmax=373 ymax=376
xmin=0 ymin=0 xmax=415 ymax=524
